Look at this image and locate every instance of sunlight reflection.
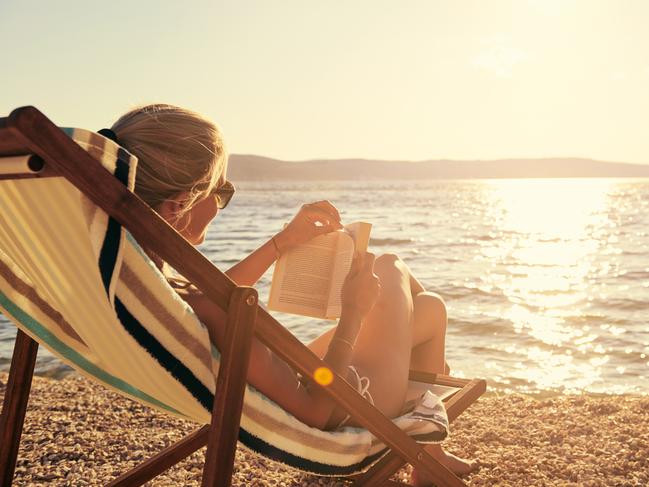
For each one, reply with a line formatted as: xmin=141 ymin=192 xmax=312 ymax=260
xmin=501 ymin=304 xmax=579 ymax=347
xmin=478 ymin=178 xmax=617 ymax=391
xmin=487 ymin=178 xmax=611 ymax=238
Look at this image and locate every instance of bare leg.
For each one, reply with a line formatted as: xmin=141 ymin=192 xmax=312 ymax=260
xmin=398 ymin=260 xmax=451 ymax=375
xmin=323 ymin=253 xmax=415 ymax=426
xmin=308 ymin=254 xmax=477 ymax=479
xmin=412 ymin=445 xmax=478 ymax=485
xmin=409 ymin=292 xmax=447 ymax=375
xmin=308 ymin=263 xmax=450 ymax=374
xmin=406 ymin=290 xmax=478 ymax=482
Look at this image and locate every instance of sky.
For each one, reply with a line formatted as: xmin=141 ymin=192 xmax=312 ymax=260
xmin=1 ymin=0 xmax=648 ymax=164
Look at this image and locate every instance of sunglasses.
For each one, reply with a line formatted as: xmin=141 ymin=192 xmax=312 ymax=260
xmin=212 ymin=180 xmax=236 ymax=209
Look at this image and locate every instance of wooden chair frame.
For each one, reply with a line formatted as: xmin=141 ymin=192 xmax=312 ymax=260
xmin=0 ymin=107 xmax=487 ymax=486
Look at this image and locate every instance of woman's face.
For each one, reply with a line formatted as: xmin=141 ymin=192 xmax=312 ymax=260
xmin=175 ymin=193 xmax=219 ymax=245
xmin=157 ymin=191 xmax=219 ymax=246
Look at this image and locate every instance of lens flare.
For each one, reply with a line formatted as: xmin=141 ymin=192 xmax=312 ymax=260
xmin=314 ymin=366 xmax=334 ymax=386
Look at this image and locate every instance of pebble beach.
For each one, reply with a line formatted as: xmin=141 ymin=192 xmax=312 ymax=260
xmin=2 ymin=372 xmax=648 ymax=486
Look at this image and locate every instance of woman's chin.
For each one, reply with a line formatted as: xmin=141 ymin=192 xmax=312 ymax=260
xmin=183 ymin=228 xmax=207 ymax=246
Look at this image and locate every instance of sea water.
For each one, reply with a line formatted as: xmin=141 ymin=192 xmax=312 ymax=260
xmin=1 ymin=178 xmax=648 ymax=396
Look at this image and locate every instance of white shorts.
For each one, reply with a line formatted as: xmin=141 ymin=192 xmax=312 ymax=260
xmin=336 ymin=365 xmax=374 ymax=428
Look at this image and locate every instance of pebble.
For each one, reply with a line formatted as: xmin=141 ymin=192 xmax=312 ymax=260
xmin=1 ymin=372 xmax=648 ymax=485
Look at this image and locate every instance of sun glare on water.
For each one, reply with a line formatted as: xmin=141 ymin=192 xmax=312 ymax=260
xmin=475 ymin=178 xmax=632 ymax=393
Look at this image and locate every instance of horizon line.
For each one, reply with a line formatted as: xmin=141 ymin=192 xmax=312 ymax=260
xmin=230 ymin=154 xmax=649 ymax=167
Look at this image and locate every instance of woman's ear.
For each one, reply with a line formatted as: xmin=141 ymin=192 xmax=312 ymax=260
xmin=156 ymin=192 xmax=189 ymax=224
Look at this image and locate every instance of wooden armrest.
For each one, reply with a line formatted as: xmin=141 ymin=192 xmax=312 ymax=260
xmin=408 ymin=369 xmax=471 ymax=388
xmin=408 ymin=369 xmax=487 ymax=422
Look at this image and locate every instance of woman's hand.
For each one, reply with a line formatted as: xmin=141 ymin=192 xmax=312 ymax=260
xmin=341 ymin=252 xmax=381 ymax=320
xmin=274 ymin=200 xmax=343 ymax=251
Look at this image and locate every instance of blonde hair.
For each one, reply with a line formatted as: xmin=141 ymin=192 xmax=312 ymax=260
xmin=111 ymin=104 xmax=227 ymax=225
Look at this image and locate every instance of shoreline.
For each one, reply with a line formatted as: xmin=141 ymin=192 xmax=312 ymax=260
xmin=1 ymin=372 xmax=648 ymax=486
xmin=5 ymin=366 xmax=649 ymax=399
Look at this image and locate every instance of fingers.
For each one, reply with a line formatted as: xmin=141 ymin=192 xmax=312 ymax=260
xmin=348 ymin=252 xmax=364 ymax=277
xmin=309 ymin=214 xmax=343 ymax=234
xmin=302 ymin=205 xmax=334 ymax=223
xmin=358 ymin=252 xmax=380 ymax=297
xmin=310 ymin=200 xmax=341 ymax=222
xmin=362 ymin=252 xmax=375 ymax=272
xmin=348 ymin=251 xmax=375 ymax=279
xmin=303 ymin=201 xmax=343 ymax=229
xmin=362 ymin=253 xmax=379 ymax=289
xmin=342 ymin=251 xmax=381 ymax=315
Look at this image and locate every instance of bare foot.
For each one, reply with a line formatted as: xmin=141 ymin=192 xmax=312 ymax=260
xmin=411 ymin=445 xmax=478 ymax=486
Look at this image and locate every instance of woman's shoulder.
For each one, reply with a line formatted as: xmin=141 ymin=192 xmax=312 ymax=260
xmin=169 ymin=276 xmax=228 ymax=346
xmin=170 ymin=277 xmax=223 ymax=317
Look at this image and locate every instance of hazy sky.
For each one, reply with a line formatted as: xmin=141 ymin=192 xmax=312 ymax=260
xmin=2 ymin=1 xmax=648 ymax=164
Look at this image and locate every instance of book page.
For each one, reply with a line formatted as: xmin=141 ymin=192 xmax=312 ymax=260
xmin=324 ymin=234 xmax=354 ymax=319
xmin=267 ymin=231 xmax=340 ymax=319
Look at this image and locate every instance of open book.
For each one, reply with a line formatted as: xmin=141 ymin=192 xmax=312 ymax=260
xmin=267 ymin=222 xmax=372 ymax=319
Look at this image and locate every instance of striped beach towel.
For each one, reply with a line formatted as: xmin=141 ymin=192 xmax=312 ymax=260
xmin=0 ymin=128 xmax=451 ymax=476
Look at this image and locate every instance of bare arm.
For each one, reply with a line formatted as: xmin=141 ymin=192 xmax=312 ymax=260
xmin=225 ymin=200 xmax=342 ymax=287
xmin=224 ymin=234 xmax=281 ymax=287
xmin=177 ymin=288 xmax=364 ymax=429
xmin=247 ymin=307 xmax=364 ymax=429
xmin=179 ymin=252 xmax=378 ymax=430
xmin=247 ymin=252 xmax=379 ymax=429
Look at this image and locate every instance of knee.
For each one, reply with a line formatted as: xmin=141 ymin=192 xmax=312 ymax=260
xmin=370 ymin=255 xmax=414 ymax=321
xmin=375 ymin=252 xmax=399 ymax=265
xmin=373 ymin=253 xmax=409 ymax=294
xmin=374 ymin=253 xmax=404 ymax=275
xmin=414 ymin=292 xmax=447 ymax=328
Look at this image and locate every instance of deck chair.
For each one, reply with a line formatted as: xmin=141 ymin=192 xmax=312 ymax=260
xmin=0 ymin=106 xmax=486 ymax=487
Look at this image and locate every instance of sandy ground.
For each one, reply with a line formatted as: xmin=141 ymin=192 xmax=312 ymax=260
xmin=1 ymin=372 xmax=648 ymax=486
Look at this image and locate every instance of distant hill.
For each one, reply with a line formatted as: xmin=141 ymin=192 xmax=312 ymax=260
xmin=228 ymin=155 xmax=649 ymax=181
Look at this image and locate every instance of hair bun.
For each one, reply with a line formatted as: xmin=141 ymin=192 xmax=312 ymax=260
xmin=98 ymin=128 xmax=119 ymax=144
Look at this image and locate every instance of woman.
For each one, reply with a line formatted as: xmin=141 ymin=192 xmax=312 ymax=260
xmin=108 ymin=103 xmax=476 ymax=485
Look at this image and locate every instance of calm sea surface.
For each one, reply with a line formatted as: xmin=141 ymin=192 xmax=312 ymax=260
xmin=1 ymin=178 xmax=648 ymax=396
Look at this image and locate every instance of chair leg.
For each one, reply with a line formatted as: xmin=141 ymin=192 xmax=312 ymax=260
xmin=109 ymin=287 xmax=258 ymax=487
xmin=201 ymin=287 xmax=258 ymax=487
xmin=107 ymin=426 xmax=209 ymax=486
xmin=0 ymin=329 xmax=39 ymax=486
xmin=352 ymin=451 xmax=407 ymax=486
xmin=352 ymin=375 xmax=486 ymax=486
